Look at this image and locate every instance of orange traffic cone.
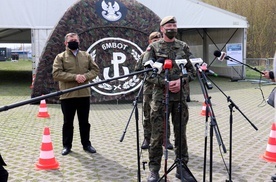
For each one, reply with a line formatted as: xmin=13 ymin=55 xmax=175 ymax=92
xmin=261 ymin=122 xmax=276 ymax=162
xmin=200 ymin=101 xmax=210 ymax=116
xmin=36 ymin=127 xmax=59 ymax=170
xmin=37 ymin=99 xmax=50 ymax=118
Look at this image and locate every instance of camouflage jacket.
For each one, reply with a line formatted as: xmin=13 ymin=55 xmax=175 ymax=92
xmin=142 ymin=38 xmax=196 ymax=101
xmin=134 ymin=52 xmax=153 ymax=95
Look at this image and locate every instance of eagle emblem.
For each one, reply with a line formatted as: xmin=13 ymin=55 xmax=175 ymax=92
xmin=101 ymin=0 xmax=122 ymax=21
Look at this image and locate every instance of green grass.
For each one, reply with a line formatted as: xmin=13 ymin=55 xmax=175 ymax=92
xmin=0 ymin=59 xmax=32 ymax=71
xmin=245 ymin=66 xmax=266 ymax=79
xmin=0 ymin=60 xmax=33 ymax=96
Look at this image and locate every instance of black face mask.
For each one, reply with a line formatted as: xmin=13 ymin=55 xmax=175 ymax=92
xmin=164 ymin=29 xmax=177 ymax=39
xmin=68 ymin=41 xmax=79 ymax=50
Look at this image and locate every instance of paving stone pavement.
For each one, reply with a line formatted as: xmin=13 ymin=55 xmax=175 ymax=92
xmin=1 ymin=77 xmax=276 ymax=182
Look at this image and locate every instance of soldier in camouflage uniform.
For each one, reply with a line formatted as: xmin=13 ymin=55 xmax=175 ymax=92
xmin=135 ymin=32 xmax=173 ymax=150
xmin=142 ymin=16 xmax=196 ymax=182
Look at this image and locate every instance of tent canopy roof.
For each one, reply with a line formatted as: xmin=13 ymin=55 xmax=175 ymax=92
xmin=137 ymin=0 xmax=248 ymax=28
xmin=0 ymin=0 xmax=248 ymax=43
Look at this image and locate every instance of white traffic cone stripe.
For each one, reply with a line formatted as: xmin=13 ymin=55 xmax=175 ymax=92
xmin=42 ymin=135 xmax=51 ymax=143
xmin=39 ymin=108 xmax=48 ymax=112
xmin=39 ymin=150 xmax=55 ymax=159
xmin=266 ymin=144 xmax=276 ymax=153
xmin=270 ymin=130 xmax=276 ymax=138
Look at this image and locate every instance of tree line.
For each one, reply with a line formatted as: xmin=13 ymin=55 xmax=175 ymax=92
xmin=202 ymin=0 xmax=275 ymax=58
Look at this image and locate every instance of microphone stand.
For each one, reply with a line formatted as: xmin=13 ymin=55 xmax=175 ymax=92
xmin=0 ymin=69 xmax=153 ymax=112
xmin=224 ymin=55 xmax=264 ymax=75
xmin=195 ymin=65 xmax=227 ymax=182
xmin=206 ymin=75 xmax=258 ymax=182
xmin=158 ymin=66 xmax=170 ymax=182
xmin=120 ymin=73 xmax=148 ymax=182
xmin=159 ymin=69 xmax=197 ymax=182
xmin=0 ymin=68 xmax=154 ymax=182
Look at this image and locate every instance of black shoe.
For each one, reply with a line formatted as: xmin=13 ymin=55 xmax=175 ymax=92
xmin=271 ymin=174 xmax=276 ymax=181
xmin=61 ymin=147 xmax=71 ymax=155
xmin=163 ymin=140 xmax=174 ymax=150
xmin=186 ymin=95 xmax=191 ymax=102
xmin=176 ymin=167 xmax=196 ymax=181
xmin=141 ymin=138 xmax=150 ymax=149
xmin=147 ymin=171 xmax=159 ymax=182
xmin=83 ymin=145 xmax=97 ymax=153
xmin=167 ymin=140 xmax=173 ymax=150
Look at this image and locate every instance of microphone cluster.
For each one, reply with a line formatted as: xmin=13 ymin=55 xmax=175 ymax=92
xmin=144 ymin=56 xmax=219 ymax=77
xmin=145 ymin=50 xmax=251 ymax=78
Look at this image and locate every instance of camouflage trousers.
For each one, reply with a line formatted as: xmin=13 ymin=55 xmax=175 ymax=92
xmin=148 ymin=100 xmax=189 ymax=172
xmin=183 ymin=79 xmax=190 ymax=100
xmin=142 ymin=94 xmax=171 ymax=140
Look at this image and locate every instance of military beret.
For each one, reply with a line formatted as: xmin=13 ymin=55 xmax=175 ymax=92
xmin=160 ymin=16 xmax=177 ymax=26
xmin=148 ymin=32 xmax=161 ymax=41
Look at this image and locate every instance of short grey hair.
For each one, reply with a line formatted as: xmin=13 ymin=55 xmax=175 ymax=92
xmin=64 ymin=33 xmax=79 ymax=42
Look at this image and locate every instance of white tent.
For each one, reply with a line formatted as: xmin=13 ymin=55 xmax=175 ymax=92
xmin=138 ymin=0 xmax=248 ymax=28
xmin=0 ymin=0 xmax=248 ymax=79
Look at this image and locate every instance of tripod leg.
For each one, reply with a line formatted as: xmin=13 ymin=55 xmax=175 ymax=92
xmin=178 ymin=160 xmax=197 ymax=182
xmin=174 ymin=101 xmax=197 ymax=182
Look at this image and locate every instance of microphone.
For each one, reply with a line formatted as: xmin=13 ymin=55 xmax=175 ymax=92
xmin=198 ymin=63 xmax=213 ymax=89
xmin=143 ymin=58 xmax=164 ymax=77
xmin=175 ymin=56 xmax=188 ymax=76
xmin=200 ymin=63 xmax=218 ymax=76
xmin=163 ymin=59 xmax=173 ymax=70
xmin=163 ymin=59 xmax=172 ymax=82
xmin=143 ymin=59 xmax=154 ymax=69
xmin=190 ymin=58 xmax=203 ymax=70
xmin=213 ymin=50 xmax=229 ymax=61
xmin=152 ymin=58 xmax=165 ymax=76
xmin=152 ymin=62 xmax=163 ymax=74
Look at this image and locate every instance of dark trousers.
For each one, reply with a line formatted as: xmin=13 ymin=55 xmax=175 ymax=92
xmin=61 ymin=97 xmax=91 ymax=149
xmin=0 ymin=166 xmax=8 ymax=182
